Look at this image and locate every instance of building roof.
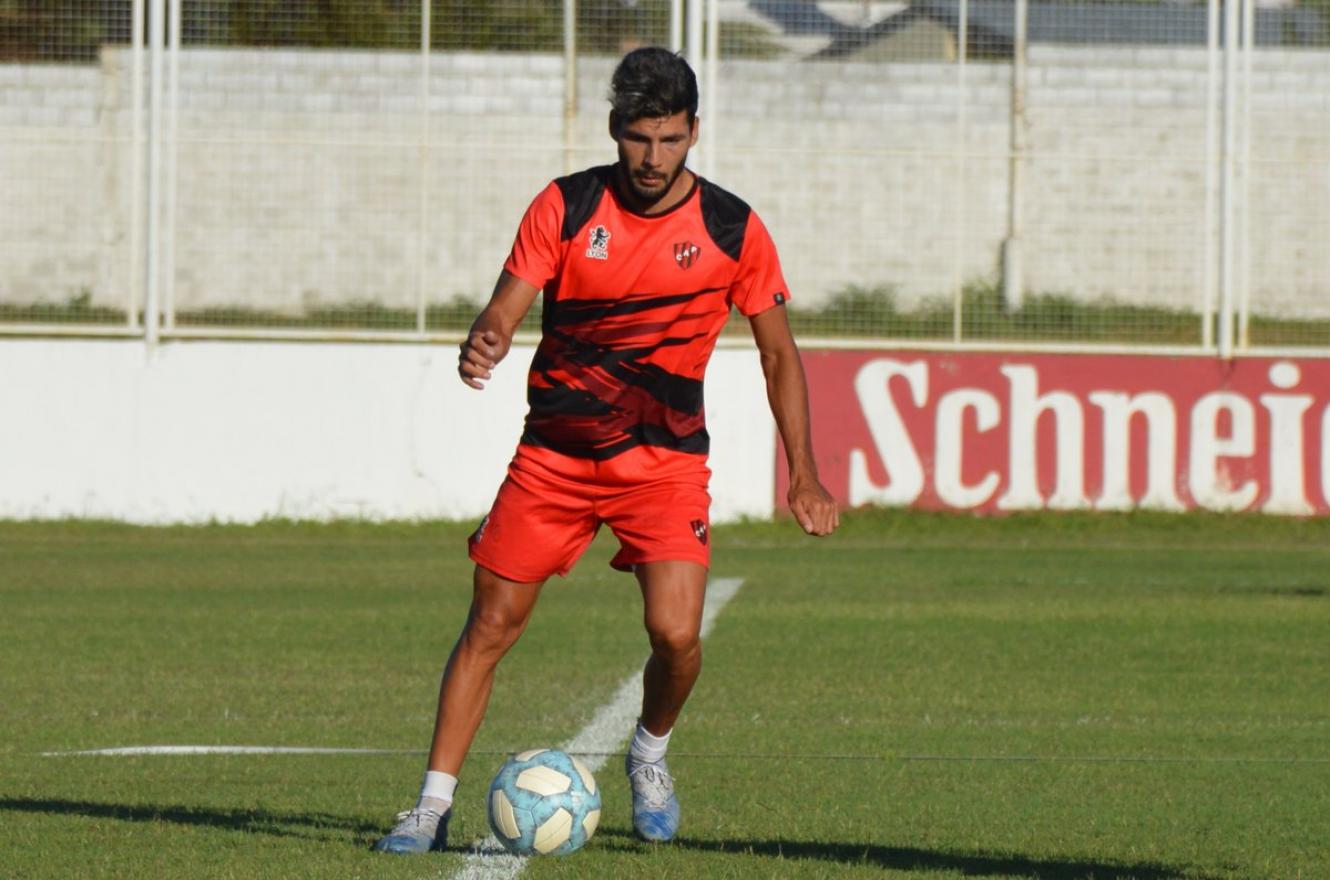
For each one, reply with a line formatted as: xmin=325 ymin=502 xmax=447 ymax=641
xmin=774 ymin=0 xmax=1330 ymax=58
xmin=749 ymin=0 xmax=860 ymax=35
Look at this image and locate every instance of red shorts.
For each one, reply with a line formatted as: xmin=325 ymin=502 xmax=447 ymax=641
xmin=468 ymin=444 xmax=712 ymax=583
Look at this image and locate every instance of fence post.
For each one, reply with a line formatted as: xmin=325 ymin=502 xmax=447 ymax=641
xmin=1219 ymin=0 xmax=1240 ymax=359
xmin=1238 ymin=0 xmax=1254 ymax=351
xmin=145 ymin=0 xmax=166 ymax=346
xmin=686 ymin=0 xmax=702 ymax=69
xmin=952 ymin=0 xmax=970 ymax=342
xmin=563 ymin=0 xmax=577 ymax=175
xmin=417 ymin=0 xmax=432 ymax=334
xmin=702 ymin=0 xmax=718 ymax=180
xmin=164 ymin=0 xmax=180 ymax=331
xmin=129 ymin=0 xmax=146 ymax=333
xmin=1203 ymin=0 xmax=1220 ymax=351
xmin=1001 ymin=0 xmax=1028 ymax=313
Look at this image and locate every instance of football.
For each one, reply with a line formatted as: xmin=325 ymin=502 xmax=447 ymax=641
xmin=487 ymin=748 xmax=602 ymax=856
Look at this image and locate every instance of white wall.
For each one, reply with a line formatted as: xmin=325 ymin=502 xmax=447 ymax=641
xmin=3 ymin=47 xmax=1328 ymax=318
xmin=0 ymin=339 xmax=775 ymax=524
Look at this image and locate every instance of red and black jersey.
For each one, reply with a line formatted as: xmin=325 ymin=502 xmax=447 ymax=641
xmin=503 ymin=164 xmax=790 ymax=462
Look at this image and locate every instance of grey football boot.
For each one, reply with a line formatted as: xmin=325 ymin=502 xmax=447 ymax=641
xmin=372 ymin=805 xmax=450 ymax=854
xmin=626 ymin=755 xmax=681 ymax=842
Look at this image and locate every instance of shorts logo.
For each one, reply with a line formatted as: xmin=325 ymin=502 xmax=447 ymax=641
xmin=673 ymin=241 xmax=700 ymax=269
xmin=586 ymin=225 xmax=611 ymax=260
xmin=690 ymin=519 xmax=708 ymax=546
xmin=470 ymin=514 xmax=490 ymax=544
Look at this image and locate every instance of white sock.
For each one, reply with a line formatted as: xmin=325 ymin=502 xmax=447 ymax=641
xmin=416 ymin=770 xmax=458 ymax=812
xmin=628 ymin=721 xmax=672 ymax=766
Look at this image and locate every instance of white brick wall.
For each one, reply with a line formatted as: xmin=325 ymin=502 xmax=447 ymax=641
xmin=1 ymin=47 xmax=1327 ymax=318
xmin=0 ymin=65 xmax=105 ymax=303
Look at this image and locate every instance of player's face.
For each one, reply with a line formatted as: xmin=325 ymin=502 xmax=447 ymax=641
xmin=612 ymin=111 xmax=698 ymax=209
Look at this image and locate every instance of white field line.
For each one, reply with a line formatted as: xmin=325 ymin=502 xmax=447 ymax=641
xmin=444 ymin=576 xmax=746 ymax=880
xmin=42 ymin=745 xmax=418 ymax=757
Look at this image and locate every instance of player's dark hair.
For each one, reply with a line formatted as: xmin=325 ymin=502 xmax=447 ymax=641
xmin=608 ymin=47 xmax=698 ymax=133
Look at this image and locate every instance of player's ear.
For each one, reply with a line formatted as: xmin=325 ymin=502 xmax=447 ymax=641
xmin=689 ymin=115 xmax=699 ymax=147
xmin=608 ymin=111 xmax=621 ymax=141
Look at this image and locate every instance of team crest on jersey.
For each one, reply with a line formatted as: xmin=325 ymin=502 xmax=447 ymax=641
xmin=691 ymin=519 xmax=708 ymax=546
xmin=586 ymin=224 xmax=611 ymax=260
xmin=673 ymin=241 xmax=701 ymax=269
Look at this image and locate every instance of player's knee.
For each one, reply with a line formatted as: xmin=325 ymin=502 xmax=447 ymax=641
xmin=465 ymin=605 xmax=527 ymax=656
xmin=646 ymin=621 xmax=700 ymax=662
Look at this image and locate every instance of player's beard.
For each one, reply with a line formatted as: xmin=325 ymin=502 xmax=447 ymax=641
xmin=625 ymin=157 xmax=686 ymax=206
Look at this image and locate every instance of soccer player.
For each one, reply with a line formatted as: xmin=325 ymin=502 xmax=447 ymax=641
xmin=373 ymin=46 xmax=838 ymax=854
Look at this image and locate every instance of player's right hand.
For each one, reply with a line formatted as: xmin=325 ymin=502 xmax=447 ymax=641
xmin=459 ymin=329 xmax=504 ymax=390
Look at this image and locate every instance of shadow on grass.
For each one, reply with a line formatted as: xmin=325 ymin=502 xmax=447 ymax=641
xmin=4 ymin=798 xmax=1219 ymax=876
xmin=595 ymin=827 xmax=1213 ymax=879
xmin=0 ymin=797 xmax=381 ymax=843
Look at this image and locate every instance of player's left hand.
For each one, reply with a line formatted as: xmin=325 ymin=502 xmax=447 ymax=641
xmin=788 ymin=478 xmax=839 ymax=536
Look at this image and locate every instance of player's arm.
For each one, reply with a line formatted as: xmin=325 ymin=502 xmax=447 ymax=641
xmin=749 ymin=305 xmax=839 ymax=536
xmin=458 ymin=270 xmax=541 ymax=390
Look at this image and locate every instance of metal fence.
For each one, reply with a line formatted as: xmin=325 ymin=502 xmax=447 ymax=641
xmin=1 ymin=0 xmax=1327 ymax=352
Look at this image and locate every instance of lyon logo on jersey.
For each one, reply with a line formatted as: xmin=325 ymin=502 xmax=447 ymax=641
xmin=586 ymin=224 xmax=611 ymax=260
xmin=673 ymin=241 xmax=700 ymax=269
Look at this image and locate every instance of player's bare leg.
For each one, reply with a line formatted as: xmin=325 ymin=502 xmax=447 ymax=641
xmin=637 ymin=560 xmax=708 ymax=733
xmin=626 ymin=559 xmax=707 ymax=842
xmin=427 ymin=564 xmax=547 ymax=776
xmin=374 ymin=564 xmax=545 ymax=854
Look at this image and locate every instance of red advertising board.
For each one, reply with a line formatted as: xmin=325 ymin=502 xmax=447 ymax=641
xmin=777 ymin=351 xmax=1330 ymax=515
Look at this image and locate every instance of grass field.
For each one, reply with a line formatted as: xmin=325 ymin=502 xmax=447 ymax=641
xmin=2 ymin=512 xmax=1328 ymax=879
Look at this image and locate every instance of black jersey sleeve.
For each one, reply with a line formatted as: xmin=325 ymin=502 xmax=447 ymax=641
xmin=554 ymin=165 xmax=613 ymax=241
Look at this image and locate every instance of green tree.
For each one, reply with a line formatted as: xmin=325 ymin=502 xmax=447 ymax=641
xmin=0 ymin=0 xmax=786 ymax=62
xmin=429 ymin=0 xmax=561 ymax=51
xmin=227 ymin=0 xmax=418 ymax=49
xmin=0 ymin=0 xmax=127 ymax=62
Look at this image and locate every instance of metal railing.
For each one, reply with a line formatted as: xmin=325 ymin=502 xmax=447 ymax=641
xmin=0 ymin=0 xmax=1326 ymax=354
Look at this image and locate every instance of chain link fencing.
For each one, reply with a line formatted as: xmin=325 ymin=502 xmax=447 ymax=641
xmin=0 ymin=1 xmax=135 ymax=328
xmin=0 ymin=0 xmax=1326 ymax=348
xmin=714 ymin=0 xmax=1329 ymax=349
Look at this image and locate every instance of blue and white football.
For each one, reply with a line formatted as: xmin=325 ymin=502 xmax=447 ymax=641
xmin=487 ymin=748 xmax=601 ymax=856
